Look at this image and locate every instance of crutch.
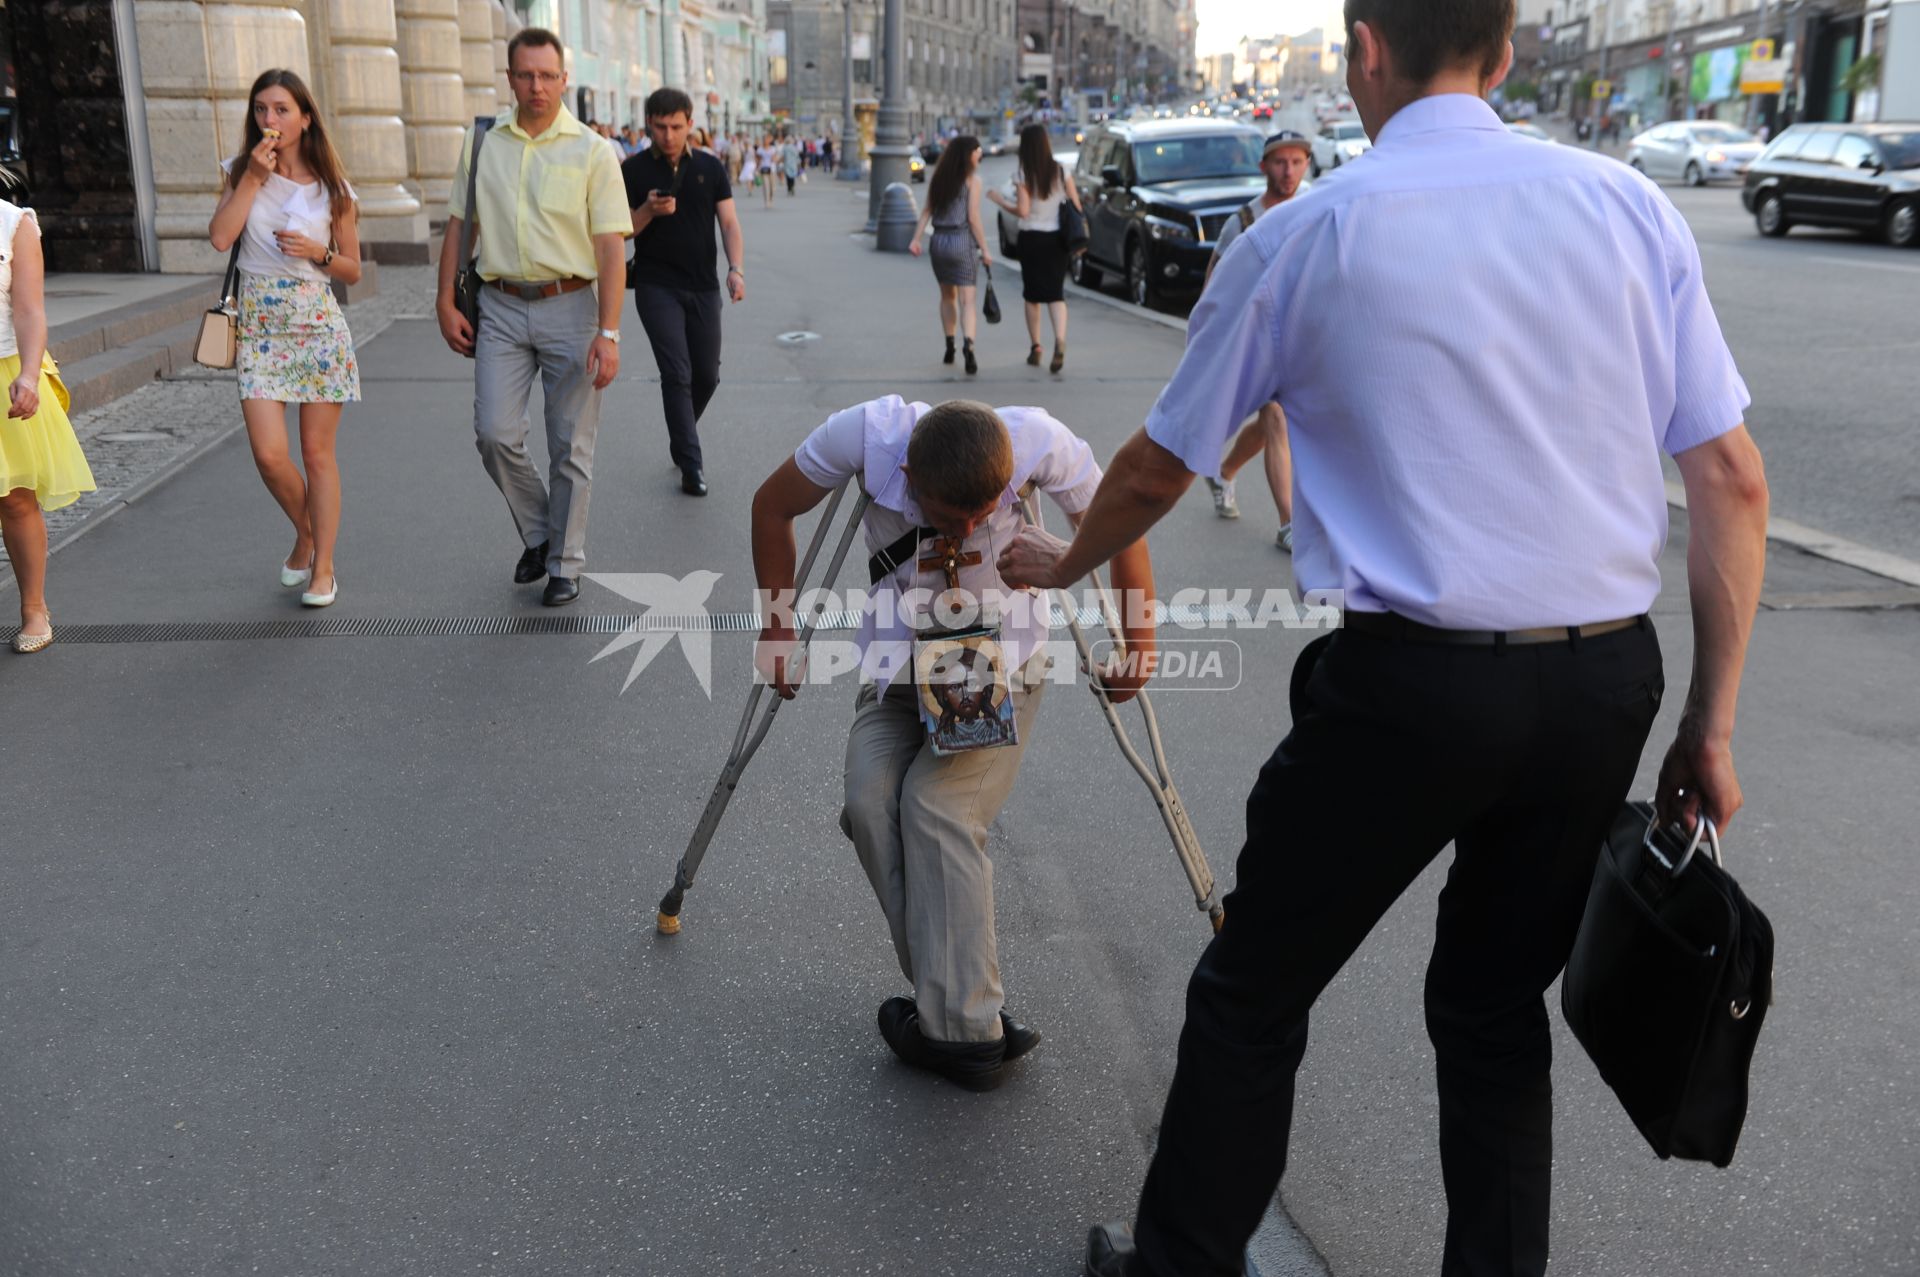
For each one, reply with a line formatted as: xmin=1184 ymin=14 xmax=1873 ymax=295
xmin=655 ymin=481 xmax=873 ymax=935
xmin=1020 ymin=494 xmax=1225 ymax=934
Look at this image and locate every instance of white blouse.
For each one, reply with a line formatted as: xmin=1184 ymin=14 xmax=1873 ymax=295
xmin=219 ymin=159 xmax=353 ymax=282
xmin=0 ymin=201 xmax=39 ymax=359
xmin=1014 ymin=164 xmax=1066 ymax=233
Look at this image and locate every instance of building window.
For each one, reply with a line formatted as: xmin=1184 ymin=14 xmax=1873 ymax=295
xmin=770 ymin=29 xmax=788 ymax=86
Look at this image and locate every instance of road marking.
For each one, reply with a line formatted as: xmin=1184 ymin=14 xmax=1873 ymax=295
xmin=1665 ymin=480 xmax=1920 ymax=587
xmin=1808 ymin=253 xmax=1920 ymax=276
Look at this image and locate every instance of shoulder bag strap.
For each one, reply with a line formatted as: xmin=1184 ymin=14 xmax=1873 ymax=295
xmin=219 ymin=237 xmax=243 ymax=308
xmin=868 ymin=525 xmax=939 ymax=586
xmin=458 ymin=117 xmax=492 ymax=265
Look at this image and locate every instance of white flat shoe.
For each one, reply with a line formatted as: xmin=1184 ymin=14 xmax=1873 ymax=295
xmin=301 ymin=574 xmax=337 ymax=608
xmin=281 ymin=558 xmax=313 ymax=588
xmin=11 ymin=611 xmax=53 ymax=654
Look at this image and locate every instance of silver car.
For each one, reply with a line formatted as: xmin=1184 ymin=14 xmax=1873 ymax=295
xmin=1626 ymin=121 xmax=1765 ymax=186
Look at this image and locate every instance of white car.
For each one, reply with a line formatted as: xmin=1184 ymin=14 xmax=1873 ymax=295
xmin=1626 ymin=121 xmax=1765 ymax=186
xmin=1311 ymin=120 xmax=1372 ymax=176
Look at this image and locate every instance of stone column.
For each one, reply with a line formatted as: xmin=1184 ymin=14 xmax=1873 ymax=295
xmin=456 ymin=0 xmax=499 ymax=118
xmin=138 ymin=1 xmax=311 ymax=273
xmin=396 ymin=0 xmax=464 ymax=222
xmin=493 ymin=0 xmax=517 ymax=104
xmin=329 ymin=0 xmax=428 ymax=257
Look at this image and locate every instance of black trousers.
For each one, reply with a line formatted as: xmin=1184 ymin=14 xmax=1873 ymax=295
xmin=1132 ymin=620 xmax=1664 ymax=1277
xmin=634 ymin=283 xmax=722 ymax=473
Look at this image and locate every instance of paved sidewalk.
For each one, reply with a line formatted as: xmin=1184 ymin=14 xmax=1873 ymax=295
xmin=2 ymin=177 xmax=1916 ymax=1277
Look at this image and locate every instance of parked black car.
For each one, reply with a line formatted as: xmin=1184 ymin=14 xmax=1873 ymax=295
xmin=1741 ymin=122 xmax=1920 ymax=247
xmin=1070 ymin=118 xmax=1265 ymax=308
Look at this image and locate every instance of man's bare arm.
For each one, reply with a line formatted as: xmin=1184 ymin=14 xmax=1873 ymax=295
xmin=751 ymin=457 xmax=836 ymax=698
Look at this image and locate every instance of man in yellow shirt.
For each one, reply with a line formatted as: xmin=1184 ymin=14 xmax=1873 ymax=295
xmin=435 ymin=26 xmax=631 ymax=607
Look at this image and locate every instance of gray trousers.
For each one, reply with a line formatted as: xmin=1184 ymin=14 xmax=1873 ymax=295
xmin=472 ymin=285 xmax=602 ymax=580
xmin=838 ymin=670 xmax=1047 ymax=1044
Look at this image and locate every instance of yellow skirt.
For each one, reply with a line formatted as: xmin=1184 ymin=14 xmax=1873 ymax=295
xmin=0 ymin=352 xmax=95 ymax=512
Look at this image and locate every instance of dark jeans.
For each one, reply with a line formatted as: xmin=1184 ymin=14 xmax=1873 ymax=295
xmin=1131 ymin=620 xmax=1664 ymax=1277
xmin=634 ymin=283 xmax=722 ymax=472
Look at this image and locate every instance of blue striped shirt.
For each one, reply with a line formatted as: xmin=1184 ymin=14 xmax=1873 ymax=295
xmin=1147 ymin=94 xmax=1749 ymax=630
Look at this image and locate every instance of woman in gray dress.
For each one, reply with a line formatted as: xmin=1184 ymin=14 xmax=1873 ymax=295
xmin=908 ymin=136 xmax=990 ymax=374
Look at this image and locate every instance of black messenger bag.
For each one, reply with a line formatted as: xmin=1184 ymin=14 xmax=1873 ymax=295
xmin=1562 ymin=801 xmax=1775 ymax=1168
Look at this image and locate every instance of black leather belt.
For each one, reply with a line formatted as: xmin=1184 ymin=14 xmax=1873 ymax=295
xmin=489 ymin=277 xmax=592 ymax=300
xmin=1343 ymin=611 xmax=1644 ymax=646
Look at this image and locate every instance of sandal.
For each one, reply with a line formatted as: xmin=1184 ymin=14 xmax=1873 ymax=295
xmin=12 ymin=607 xmax=53 ymax=654
xmin=1027 ymin=343 xmax=1042 ymax=367
xmin=1050 ymin=342 xmax=1066 ymax=374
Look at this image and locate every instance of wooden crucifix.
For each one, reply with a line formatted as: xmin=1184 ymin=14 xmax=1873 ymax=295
xmin=918 ymin=536 xmax=982 ymax=591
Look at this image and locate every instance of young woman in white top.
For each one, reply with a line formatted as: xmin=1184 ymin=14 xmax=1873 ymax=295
xmin=0 ymin=200 xmax=97 ymax=653
xmin=986 ymin=124 xmax=1082 ymax=373
xmin=207 ymin=68 xmax=363 ymax=608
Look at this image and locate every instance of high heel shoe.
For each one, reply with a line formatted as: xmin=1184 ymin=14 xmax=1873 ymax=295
xmin=1026 ymin=343 xmax=1042 ymax=367
xmin=963 ymin=340 xmax=977 ymax=375
xmin=1050 ymin=342 xmax=1066 ymax=374
xmin=11 ymin=609 xmax=52 ymax=654
xmin=301 ymin=573 xmax=338 ymax=608
xmin=280 ymin=556 xmax=314 ymax=588
xmin=943 ymin=336 xmax=956 ymax=366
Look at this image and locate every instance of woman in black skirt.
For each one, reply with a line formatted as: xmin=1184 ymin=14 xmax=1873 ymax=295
xmin=987 ymin=124 xmax=1082 ymax=373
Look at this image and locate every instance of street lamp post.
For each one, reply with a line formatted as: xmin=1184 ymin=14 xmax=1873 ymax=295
xmin=866 ymin=0 xmax=910 ymax=230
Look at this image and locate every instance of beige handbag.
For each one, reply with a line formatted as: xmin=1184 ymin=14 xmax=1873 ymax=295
xmin=194 ymin=240 xmax=243 ymax=369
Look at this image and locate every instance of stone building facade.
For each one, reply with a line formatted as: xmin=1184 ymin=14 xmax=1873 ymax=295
xmin=1014 ymin=0 xmax=1194 ymax=109
xmin=0 ymin=0 xmax=766 ymax=274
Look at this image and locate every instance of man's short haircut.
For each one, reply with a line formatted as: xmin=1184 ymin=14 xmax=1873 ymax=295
xmin=507 ymin=27 xmax=565 ymax=70
xmin=647 ymin=87 xmax=695 ymax=121
xmin=907 ymin=401 xmax=1014 ymax=511
xmin=1343 ymin=0 xmax=1513 ymax=85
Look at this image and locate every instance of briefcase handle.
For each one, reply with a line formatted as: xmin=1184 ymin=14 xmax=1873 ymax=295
xmin=1644 ymin=812 xmax=1721 ymax=877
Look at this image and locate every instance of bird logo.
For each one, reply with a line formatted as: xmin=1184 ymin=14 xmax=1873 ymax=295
xmin=582 ymin=570 xmax=724 ymax=696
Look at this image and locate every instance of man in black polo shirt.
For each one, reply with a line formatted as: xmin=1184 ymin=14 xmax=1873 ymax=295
xmin=623 ymin=87 xmax=746 ymax=496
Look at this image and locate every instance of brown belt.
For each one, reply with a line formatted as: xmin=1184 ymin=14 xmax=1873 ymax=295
xmin=1343 ymin=611 xmax=1644 ymax=647
xmin=488 ymin=277 xmax=593 ymax=300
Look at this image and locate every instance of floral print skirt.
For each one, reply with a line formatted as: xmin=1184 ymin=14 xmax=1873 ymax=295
xmin=237 ymin=274 xmax=361 ymax=404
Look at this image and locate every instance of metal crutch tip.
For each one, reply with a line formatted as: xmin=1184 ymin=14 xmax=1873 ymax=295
xmin=656 ymin=911 xmax=682 ymax=935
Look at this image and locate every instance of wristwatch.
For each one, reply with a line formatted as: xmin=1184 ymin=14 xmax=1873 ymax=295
xmin=727 ymin=266 xmax=744 ymax=280
xmin=597 ymin=327 xmax=621 ymax=343
xmin=320 ymin=246 xmax=335 ymax=268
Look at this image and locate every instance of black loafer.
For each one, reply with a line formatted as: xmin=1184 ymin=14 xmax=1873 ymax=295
xmin=877 ymin=996 xmax=1011 ymax=1091
xmin=514 ymin=541 xmax=549 ymax=585
xmin=680 ymin=468 xmax=708 ymax=496
xmin=1085 ymin=1221 xmax=1141 ymax=1277
xmin=1000 ymin=1010 xmax=1042 ymax=1061
xmin=542 ymin=576 xmax=579 ymax=607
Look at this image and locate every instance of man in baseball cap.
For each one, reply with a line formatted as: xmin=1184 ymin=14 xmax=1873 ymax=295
xmin=1198 ymin=128 xmax=1317 ymax=545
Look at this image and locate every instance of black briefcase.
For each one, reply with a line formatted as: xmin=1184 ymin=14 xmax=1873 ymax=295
xmin=1561 ymin=801 xmax=1775 ymax=1168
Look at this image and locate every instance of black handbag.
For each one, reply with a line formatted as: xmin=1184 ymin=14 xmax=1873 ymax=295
xmin=980 ymin=261 xmax=1001 ymax=324
xmin=1562 ymin=801 xmax=1775 ymax=1168
xmin=451 ymin=116 xmax=493 ymax=353
xmin=1060 ymin=187 xmax=1089 ymax=254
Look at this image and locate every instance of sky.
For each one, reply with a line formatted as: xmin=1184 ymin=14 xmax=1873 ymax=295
xmin=1195 ymin=0 xmax=1343 ymax=60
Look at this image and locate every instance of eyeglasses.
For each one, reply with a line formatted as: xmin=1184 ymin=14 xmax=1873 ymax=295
xmin=511 ymin=71 xmax=565 ymax=87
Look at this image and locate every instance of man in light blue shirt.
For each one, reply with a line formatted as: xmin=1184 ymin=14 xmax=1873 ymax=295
xmin=998 ymin=1 xmax=1771 ymax=1273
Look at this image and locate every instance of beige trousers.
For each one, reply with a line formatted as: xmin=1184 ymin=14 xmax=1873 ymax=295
xmin=839 ymin=670 xmax=1048 ymax=1044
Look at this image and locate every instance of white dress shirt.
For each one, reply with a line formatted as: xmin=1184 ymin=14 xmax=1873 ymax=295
xmin=1147 ymin=94 xmax=1750 ymax=630
xmin=794 ymin=396 xmax=1103 ymax=690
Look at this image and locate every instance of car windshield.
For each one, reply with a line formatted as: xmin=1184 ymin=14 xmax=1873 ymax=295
xmin=1132 ymin=133 xmax=1262 ymax=183
xmin=1332 ymin=123 xmax=1367 ymax=140
xmin=1691 ymin=126 xmax=1756 ymax=145
xmin=1875 ymin=132 xmax=1920 ymax=169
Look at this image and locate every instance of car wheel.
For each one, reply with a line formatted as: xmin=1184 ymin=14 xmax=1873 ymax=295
xmin=1127 ymin=237 xmax=1156 ymax=309
xmin=1685 ymin=161 xmax=1704 ymax=188
xmin=1886 ymin=199 xmax=1919 ymax=249
xmin=1070 ymin=250 xmax=1102 ymax=289
xmin=1755 ymin=192 xmax=1789 ymax=238
xmin=1310 ymin=156 xmax=1321 ymax=178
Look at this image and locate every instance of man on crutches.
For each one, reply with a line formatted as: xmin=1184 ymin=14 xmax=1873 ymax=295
xmin=751 ymin=396 xmax=1158 ymax=1092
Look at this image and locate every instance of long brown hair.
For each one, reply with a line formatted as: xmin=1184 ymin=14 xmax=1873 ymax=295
xmin=228 ymin=69 xmax=355 ymax=222
xmin=1018 ymin=124 xmax=1057 ymax=202
xmin=927 ymin=136 xmax=980 ymax=216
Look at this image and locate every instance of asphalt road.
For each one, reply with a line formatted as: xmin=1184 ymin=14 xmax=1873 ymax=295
xmin=2 ymin=160 xmax=1916 ymax=1276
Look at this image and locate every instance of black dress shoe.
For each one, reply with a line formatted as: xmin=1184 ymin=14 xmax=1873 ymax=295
xmin=680 ymin=468 xmax=708 ymax=496
xmin=877 ymin=996 xmax=1008 ymax=1091
xmin=1085 ymin=1222 xmax=1145 ymax=1277
xmin=542 ymin=576 xmax=579 ymax=607
xmin=513 ymin=541 xmax=550 ymax=585
xmin=1000 ymin=1010 xmax=1042 ymax=1061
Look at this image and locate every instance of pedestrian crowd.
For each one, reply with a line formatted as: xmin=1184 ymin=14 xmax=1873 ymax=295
xmin=2 ymin=7 xmax=1779 ymax=1277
